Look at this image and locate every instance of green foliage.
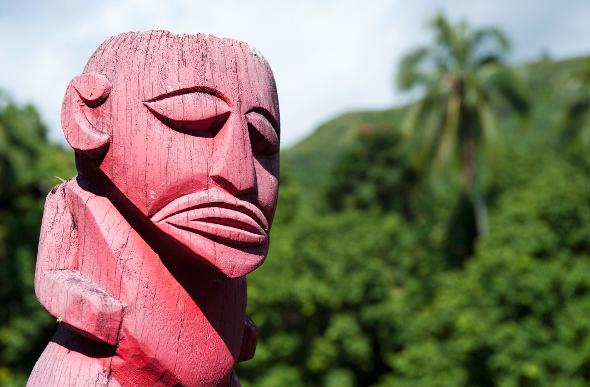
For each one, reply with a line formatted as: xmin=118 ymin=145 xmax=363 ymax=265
xmin=284 ymin=108 xmax=406 ymax=209
xmin=0 ymin=92 xmax=75 ymax=384
xmin=324 ymin=126 xmax=417 ymax=215
xmin=238 ymin=47 xmax=590 ymax=385
xmin=375 ymin=149 xmax=590 ymax=387
xmin=558 ymin=57 xmax=590 ymax=147
xmin=240 ymin=193 xmax=445 ymax=386
xmin=240 ymin=113 xmax=590 ymax=385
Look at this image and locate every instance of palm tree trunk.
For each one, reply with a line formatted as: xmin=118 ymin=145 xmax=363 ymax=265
xmin=462 ymin=131 xmax=475 ymax=190
xmin=462 ymin=121 xmax=489 ymax=237
xmin=473 ymin=170 xmax=489 ymax=237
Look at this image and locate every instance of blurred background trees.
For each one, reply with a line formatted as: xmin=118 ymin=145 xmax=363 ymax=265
xmin=0 ymin=93 xmax=75 ymax=386
xmin=240 ymin=13 xmax=590 ymax=387
xmin=398 ymin=13 xmax=528 ymax=237
xmin=560 ymin=65 xmax=590 ymax=148
xmin=2 ymin=12 xmax=590 ymax=387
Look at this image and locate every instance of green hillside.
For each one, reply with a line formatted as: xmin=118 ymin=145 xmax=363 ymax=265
xmin=283 ymin=55 xmax=590 ymax=202
xmin=283 ymin=107 xmax=406 ymax=202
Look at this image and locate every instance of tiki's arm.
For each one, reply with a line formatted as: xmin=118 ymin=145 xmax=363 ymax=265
xmin=35 ymin=183 xmax=123 ymax=347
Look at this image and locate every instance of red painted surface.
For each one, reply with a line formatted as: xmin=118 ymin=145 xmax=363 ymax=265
xmin=27 ymin=31 xmax=280 ymax=387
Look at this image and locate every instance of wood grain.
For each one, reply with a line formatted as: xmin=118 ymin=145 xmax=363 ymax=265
xmin=28 ymin=31 xmax=280 ymax=387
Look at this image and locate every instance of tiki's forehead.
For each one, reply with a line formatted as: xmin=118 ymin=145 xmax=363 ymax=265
xmin=83 ymin=31 xmax=277 ymax=105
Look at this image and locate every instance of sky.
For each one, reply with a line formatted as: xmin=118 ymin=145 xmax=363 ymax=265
xmin=1 ymin=0 xmax=590 ymax=147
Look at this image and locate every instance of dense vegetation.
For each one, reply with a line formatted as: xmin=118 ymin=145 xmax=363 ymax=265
xmin=3 ymin=16 xmax=590 ymax=387
xmin=0 ymin=93 xmax=75 ymax=386
xmin=238 ymin=42 xmax=590 ymax=387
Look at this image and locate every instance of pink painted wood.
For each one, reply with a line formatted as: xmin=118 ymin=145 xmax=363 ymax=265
xmin=27 ymin=31 xmax=280 ymax=387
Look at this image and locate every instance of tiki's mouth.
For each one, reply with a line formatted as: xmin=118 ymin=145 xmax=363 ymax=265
xmin=151 ymin=189 xmax=269 ymax=247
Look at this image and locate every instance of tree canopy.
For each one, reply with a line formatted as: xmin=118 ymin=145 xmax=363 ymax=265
xmin=0 ymin=92 xmax=75 ymax=386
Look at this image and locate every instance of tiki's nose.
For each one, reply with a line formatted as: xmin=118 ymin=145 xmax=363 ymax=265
xmin=210 ymin=114 xmax=257 ymax=195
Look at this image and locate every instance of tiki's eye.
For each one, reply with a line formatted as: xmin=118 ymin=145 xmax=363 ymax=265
xmin=144 ymin=93 xmax=231 ymax=133
xmin=246 ymin=111 xmax=279 ymax=155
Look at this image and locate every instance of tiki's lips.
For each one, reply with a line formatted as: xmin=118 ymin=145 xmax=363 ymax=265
xmin=151 ymin=189 xmax=269 ymax=247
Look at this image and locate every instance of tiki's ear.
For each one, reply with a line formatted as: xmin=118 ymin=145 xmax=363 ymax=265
xmin=61 ymin=73 xmax=112 ymax=160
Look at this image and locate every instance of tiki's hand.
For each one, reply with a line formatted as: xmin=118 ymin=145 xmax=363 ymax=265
xmin=238 ymin=316 xmax=258 ymax=362
xmin=40 ymin=270 xmax=124 ymax=346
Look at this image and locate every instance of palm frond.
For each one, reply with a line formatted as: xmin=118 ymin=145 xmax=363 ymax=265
xmin=454 ymin=20 xmax=471 ymax=68
xmin=428 ymin=13 xmax=460 ymax=63
xmin=491 ymin=69 xmax=529 ymax=115
xmin=476 ymin=99 xmax=497 ymax=142
xmin=474 ymin=54 xmax=503 ymax=67
xmin=471 ymin=27 xmax=510 ymax=53
xmin=400 ymin=102 xmax=424 ymax=138
xmin=402 ymin=95 xmax=445 ymax=171
xmin=428 ymin=13 xmax=455 ymax=48
xmin=417 ymin=101 xmax=447 ymax=172
xmin=398 ymin=47 xmax=431 ymax=91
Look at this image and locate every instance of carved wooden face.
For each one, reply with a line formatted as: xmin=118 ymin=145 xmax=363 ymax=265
xmin=79 ymin=33 xmax=280 ymax=278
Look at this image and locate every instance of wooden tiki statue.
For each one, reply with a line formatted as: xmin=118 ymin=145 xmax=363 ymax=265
xmin=27 ymin=31 xmax=280 ymax=387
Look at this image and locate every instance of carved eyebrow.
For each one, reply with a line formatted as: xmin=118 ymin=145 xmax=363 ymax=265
xmin=246 ymin=107 xmax=280 ymax=135
xmin=144 ymin=86 xmax=230 ymax=105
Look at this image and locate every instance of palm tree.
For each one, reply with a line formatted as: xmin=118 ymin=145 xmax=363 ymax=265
xmin=397 ymin=13 xmax=528 ymax=237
